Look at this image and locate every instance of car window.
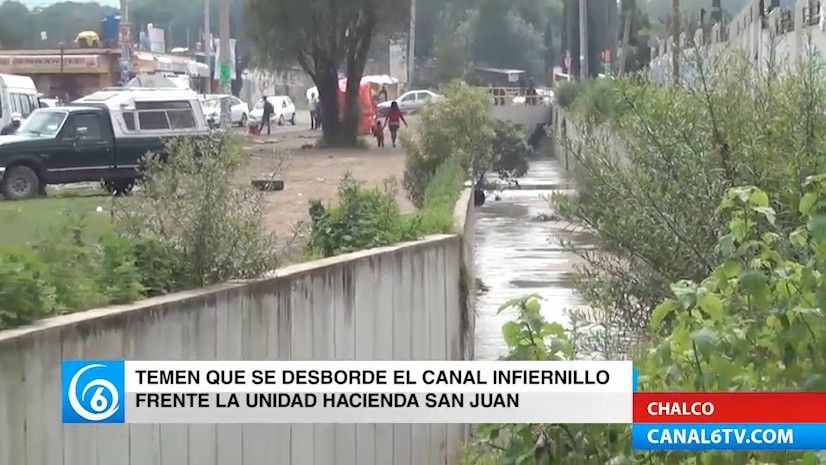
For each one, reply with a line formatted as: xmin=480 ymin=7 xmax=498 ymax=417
xmin=232 ymin=97 xmax=242 ymax=106
xmin=167 ymin=109 xmax=196 ymax=129
xmin=71 ymin=113 xmax=103 ymax=140
xmin=138 ymin=110 xmax=170 ymax=130
xmin=284 ymin=97 xmax=292 ymax=106
xmin=18 ymin=109 xmax=67 ymax=136
xmin=400 ymin=93 xmax=415 ymax=102
xmin=123 ymin=112 xmax=136 ymax=131
xmin=135 ymin=100 xmax=196 ymax=130
xmin=417 ymin=92 xmax=432 ymax=102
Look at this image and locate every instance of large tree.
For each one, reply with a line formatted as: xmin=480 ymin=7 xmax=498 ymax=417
xmin=246 ymin=0 xmax=406 ymax=145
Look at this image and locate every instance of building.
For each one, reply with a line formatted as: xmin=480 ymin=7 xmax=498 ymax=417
xmin=0 ymin=48 xmax=120 ymax=100
xmin=0 ymin=48 xmax=210 ymax=99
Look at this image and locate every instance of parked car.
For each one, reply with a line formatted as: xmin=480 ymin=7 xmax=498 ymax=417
xmin=250 ymin=96 xmax=296 ymax=126
xmin=38 ymin=97 xmax=62 ymax=108
xmin=0 ymin=88 xmax=210 ymax=200
xmin=377 ymin=89 xmax=442 ymax=117
xmin=200 ymin=94 xmax=249 ymax=128
xmin=0 ymin=74 xmax=39 ymax=128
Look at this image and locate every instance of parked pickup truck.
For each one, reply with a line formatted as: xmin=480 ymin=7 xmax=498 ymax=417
xmin=0 ymin=88 xmax=210 ymax=200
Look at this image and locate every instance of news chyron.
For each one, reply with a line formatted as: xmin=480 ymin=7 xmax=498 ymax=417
xmin=62 ymin=360 xmax=630 ymax=424
xmin=61 ymin=360 xmax=826 ymax=450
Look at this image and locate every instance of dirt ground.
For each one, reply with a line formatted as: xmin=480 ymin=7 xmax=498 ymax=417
xmin=238 ymin=127 xmax=416 ymax=248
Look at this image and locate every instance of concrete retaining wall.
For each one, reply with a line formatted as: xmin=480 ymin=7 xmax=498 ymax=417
xmin=552 ymin=106 xmax=628 ymax=172
xmin=0 ymin=190 xmax=476 ymax=465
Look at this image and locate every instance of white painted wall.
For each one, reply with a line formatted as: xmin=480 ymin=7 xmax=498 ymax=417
xmin=0 ymin=190 xmax=476 ymax=465
xmin=649 ymin=0 xmax=826 ymax=84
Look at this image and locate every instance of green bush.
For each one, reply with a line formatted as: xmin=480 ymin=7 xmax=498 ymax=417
xmin=554 ymin=51 xmax=826 ymax=336
xmin=554 ymin=80 xmax=582 ymax=108
xmin=402 ymin=81 xmax=496 ymax=208
xmin=471 ymin=181 xmax=826 ymax=464
xmin=117 ymin=131 xmax=279 ymax=288
xmin=0 ymin=247 xmax=56 ymax=328
xmin=0 ymin=215 xmax=146 ymax=329
xmin=0 ymin=131 xmax=282 ymax=330
xmin=308 ymin=173 xmax=421 ymax=258
xmin=468 ymin=49 xmax=826 ymax=465
xmin=570 ymin=77 xmax=623 ymax=125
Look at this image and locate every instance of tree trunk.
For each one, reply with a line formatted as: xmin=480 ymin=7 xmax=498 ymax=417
xmin=341 ymin=14 xmax=377 ymax=146
xmin=316 ymin=68 xmax=343 ymax=143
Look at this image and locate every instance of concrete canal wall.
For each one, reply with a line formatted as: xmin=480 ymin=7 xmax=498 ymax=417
xmin=0 ymin=189 xmax=476 ymax=465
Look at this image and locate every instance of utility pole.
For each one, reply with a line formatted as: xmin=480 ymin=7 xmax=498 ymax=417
xmin=118 ymin=0 xmax=131 ymax=86
xmin=218 ymin=0 xmax=231 ymax=128
xmin=407 ymin=0 xmax=416 ymax=87
xmin=579 ymin=0 xmax=589 ymax=79
xmin=618 ymin=2 xmax=632 ymax=76
xmin=672 ymin=0 xmax=680 ymax=86
xmin=204 ymin=0 xmax=211 ymax=93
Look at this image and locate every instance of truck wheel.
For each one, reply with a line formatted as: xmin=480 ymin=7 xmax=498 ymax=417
xmin=2 ymin=165 xmax=39 ymax=200
xmin=103 ymin=180 xmax=134 ymax=196
xmin=114 ymin=180 xmax=134 ymax=196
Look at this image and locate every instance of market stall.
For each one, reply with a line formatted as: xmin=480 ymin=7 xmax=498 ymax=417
xmin=305 ymin=77 xmax=378 ymax=135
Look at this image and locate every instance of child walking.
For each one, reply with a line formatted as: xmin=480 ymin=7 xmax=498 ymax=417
xmin=372 ymin=119 xmax=385 ymax=148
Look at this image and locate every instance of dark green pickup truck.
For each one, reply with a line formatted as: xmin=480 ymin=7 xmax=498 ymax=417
xmin=0 ymin=88 xmax=210 ymax=200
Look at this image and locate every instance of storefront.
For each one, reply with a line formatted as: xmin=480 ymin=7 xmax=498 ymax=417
xmin=0 ymin=50 xmax=118 ymax=100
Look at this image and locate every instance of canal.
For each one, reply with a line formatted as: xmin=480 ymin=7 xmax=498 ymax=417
xmin=473 ymin=159 xmax=595 ymax=360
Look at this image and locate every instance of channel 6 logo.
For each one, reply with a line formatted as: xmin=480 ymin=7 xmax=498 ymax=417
xmin=62 ymin=360 xmax=125 ymax=424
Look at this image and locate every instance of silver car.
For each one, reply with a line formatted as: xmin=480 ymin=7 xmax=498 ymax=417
xmin=377 ymin=90 xmax=442 ymax=117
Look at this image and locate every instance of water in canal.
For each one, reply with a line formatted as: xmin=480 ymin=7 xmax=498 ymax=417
xmin=473 ymin=159 xmax=595 ymax=361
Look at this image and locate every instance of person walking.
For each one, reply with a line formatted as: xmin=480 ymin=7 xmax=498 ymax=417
xmin=315 ymin=99 xmax=323 ymax=131
xmin=309 ymin=93 xmax=319 ymax=130
xmin=259 ymin=96 xmax=274 ymax=135
xmin=383 ymin=101 xmax=407 ymax=148
xmin=0 ymin=113 xmax=21 ymax=135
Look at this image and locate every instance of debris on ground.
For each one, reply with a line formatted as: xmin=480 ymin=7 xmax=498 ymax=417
xmin=251 ymin=175 xmax=285 ymax=191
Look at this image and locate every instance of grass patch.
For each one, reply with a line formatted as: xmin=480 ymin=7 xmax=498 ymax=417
xmin=418 ymin=159 xmax=465 ymax=234
xmin=0 ymin=190 xmax=119 ymax=246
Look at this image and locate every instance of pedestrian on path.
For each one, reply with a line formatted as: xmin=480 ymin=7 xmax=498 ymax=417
xmin=259 ymin=96 xmax=274 ymax=135
xmin=384 ymin=101 xmax=407 ymax=148
xmin=309 ymin=93 xmax=319 ymax=130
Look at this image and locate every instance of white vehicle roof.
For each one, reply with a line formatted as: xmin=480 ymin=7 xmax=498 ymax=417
xmin=0 ymin=73 xmax=36 ymax=90
xmin=73 ymin=88 xmax=200 ymax=110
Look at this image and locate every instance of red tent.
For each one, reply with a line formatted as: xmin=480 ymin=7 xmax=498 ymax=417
xmin=337 ymin=78 xmax=377 ymax=135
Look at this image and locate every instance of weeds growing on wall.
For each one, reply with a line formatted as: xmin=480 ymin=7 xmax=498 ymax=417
xmin=0 ymin=132 xmax=279 ymax=329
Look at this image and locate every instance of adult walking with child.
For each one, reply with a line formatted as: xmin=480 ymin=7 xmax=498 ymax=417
xmin=384 ymin=101 xmax=407 ymax=148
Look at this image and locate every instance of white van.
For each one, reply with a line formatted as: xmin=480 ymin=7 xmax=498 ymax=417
xmin=0 ymin=74 xmax=39 ymax=129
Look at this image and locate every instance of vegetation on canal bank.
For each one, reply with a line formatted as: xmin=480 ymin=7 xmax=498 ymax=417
xmin=307 ymin=81 xmax=531 ymax=258
xmin=0 ymin=132 xmax=278 ymax=329
xmin=465 ymin=51 xmax=826 ymax=463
